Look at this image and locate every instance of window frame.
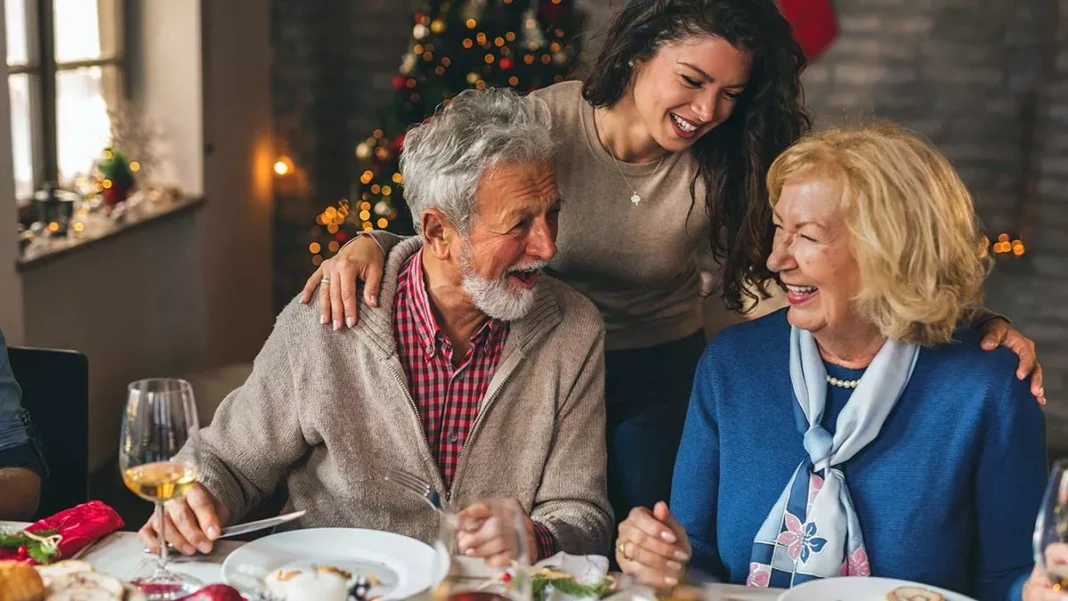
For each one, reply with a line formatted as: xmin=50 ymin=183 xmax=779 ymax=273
xmin=7 ymin=0 xmax=126 ymax=202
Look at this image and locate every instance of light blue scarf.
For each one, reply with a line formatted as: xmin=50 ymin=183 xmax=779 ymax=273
xmin=747 ymin=326 xmax=919 ymax=588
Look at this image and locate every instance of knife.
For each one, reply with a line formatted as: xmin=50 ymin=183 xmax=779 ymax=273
xmin=219 ymin=509 xmax=306 ymax=538
xmin=143 ymin=510 xmax=307 ymax=554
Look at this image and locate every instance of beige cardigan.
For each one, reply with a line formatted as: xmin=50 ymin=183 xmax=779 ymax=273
xmin=196 ymin=238 xmax=612 ymax=554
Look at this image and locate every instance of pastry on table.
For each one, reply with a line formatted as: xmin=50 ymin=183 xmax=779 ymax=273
xmin=886 ymin=586 xmax=946 ymax=601
xmin=34 ymin=560 xmax=94 ymax=588
xmin=0 ymin=560 xmax=47 ymax=601
xmin=33 ymin=560 xmax=126 ymax=601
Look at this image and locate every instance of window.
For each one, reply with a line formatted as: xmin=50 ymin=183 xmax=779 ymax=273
xmin=6 ymin=0 xmax=124 ymax=202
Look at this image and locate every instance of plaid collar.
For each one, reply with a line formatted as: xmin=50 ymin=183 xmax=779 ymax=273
xmin=400 ymin=248 xmax=508 ymax=360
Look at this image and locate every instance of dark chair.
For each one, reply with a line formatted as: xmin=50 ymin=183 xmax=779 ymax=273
xmin=8 ymin=346 xmax=89 ymax=518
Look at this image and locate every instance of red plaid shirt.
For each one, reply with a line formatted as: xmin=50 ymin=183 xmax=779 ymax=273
xmin=394 ymin=250 xmax=556 ymax=559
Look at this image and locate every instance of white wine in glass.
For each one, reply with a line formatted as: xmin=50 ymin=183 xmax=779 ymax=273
xmin=120 ymin=378 xmax=202 ymax=600
xmin=122 ymin=461 xmax=199 ymax=502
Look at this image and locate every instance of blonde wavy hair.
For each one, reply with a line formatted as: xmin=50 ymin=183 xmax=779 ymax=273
xmin=766 ymin=121 xmax=991 ymax=347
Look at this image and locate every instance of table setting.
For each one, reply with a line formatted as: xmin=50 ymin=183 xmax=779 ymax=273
xmin=0 ymin=377 xmax=1013 ymax=601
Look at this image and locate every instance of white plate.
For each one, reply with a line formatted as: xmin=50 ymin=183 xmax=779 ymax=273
xmin=221 ymin=528 xmax=447 ymax=600
xmin=777 ymin=577 xmax=977 ymax=601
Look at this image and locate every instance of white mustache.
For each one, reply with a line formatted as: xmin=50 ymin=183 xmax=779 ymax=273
xmin=506 ymin=261 xmax=548 ymax=276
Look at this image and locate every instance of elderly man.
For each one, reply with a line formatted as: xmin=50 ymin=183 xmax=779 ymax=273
xmin=140 ymin=88 xmax=611 ymax=562
xmin=0 ymin=329 xmax=45 ymax=520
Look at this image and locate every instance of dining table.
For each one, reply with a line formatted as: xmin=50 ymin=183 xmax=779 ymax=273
xmin=0 ymin=521 xmax=781 ymax=601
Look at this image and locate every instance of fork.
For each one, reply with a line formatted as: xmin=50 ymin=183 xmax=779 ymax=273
xmin=385 ymin=468 xmax=445 ymax=512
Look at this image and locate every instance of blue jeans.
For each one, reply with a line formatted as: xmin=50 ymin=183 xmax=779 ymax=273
xmin=605 ymin=330 xmax=707 ymax=528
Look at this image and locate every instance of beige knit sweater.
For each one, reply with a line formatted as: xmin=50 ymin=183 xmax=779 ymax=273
xmin=196 ymin=238 xmax=612 ymax=554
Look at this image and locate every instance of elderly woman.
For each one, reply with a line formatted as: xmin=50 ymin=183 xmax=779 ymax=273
xmin=615 ymin=122 xmax=1048 ymax=601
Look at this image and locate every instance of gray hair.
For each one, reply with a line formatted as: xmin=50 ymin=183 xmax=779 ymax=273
xmin=399 ymin=87 xmax=555 ymax=235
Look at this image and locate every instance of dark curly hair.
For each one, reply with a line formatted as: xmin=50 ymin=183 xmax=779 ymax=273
xmin=583 ymin=0 xmax=811 ymax=312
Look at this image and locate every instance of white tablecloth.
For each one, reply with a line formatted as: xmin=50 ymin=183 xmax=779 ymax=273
xmin=1 ymin=522 xmax=779 ymax=600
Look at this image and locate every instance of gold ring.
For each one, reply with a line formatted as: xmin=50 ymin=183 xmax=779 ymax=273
xmin=617 ymin=541 xmax=631 ymax=561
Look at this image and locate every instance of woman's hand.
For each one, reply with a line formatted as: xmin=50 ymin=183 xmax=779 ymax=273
xmin=979 ymin=318 xmax=1045 ymax=405
xmin=616 ymin=502 xmax=692 ymax=588
xmin=1023 ymin=543 xmax=1068 ymax=600
xmin=299 ymin=236 xmax=386 ymax=330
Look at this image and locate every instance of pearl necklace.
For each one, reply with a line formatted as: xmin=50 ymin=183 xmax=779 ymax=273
xmin=826 ymin=375 xmax=860 ymax=389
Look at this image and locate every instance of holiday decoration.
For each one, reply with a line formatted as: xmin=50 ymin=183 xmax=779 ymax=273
xmin=778 ymin=0 xmax=838 ymax=62
xmin=94 ymin=147 xmax=136 ymax=206
xmin=308 ymin=0 xmax=585 ymax=264
xmin=0 ymin=501 xmax=124 ymax=564
xmin=106 ymin=100 xmax=161 ymax=186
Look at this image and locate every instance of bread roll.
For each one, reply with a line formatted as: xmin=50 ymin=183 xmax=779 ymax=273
xmin=0 ymin=560 xmax=47 ymax=601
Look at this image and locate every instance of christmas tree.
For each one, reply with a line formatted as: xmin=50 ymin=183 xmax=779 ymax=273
xmin=308 ymin=0 xmax=585 ymax=266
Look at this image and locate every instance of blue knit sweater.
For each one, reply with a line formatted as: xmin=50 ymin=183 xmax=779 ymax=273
xmin=672 ymin=309 xmax=1046 ymax=601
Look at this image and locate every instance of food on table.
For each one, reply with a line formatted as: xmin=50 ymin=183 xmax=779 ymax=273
xmin=263 ymin=565 xmax=381 ymax=601
xmin=32 ymin=560 xmax=125 ymax=601
xmin=34 ymin=560 xmax=94 ymax=586
xmin=174 ymin=584 xmax=245 ymax=601
xmin=46 ymin=588 xmax=123 ymax=601
xmin=886 ymin=586 xmax=946 ymax=601
xmin=47 ymin=571 xmax=125 ymax=597
xmin=316 ymin=565 xmax=353 ymax=581
xmin=506 ymin=565 xmax=616 ymax=601
xmin=0 ymin=560 xmax=47 ymax=601
xmin=266 ymin=567 xmax=349 ymax=601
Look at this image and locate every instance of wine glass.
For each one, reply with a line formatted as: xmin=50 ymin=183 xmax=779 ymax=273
xmin=1034 ymin=459 xmax=1068 ymax=590
xmin=431 ymin=500 xmax=533 ymax=601
xmin=119 ymin=378 xmax=202 ymax=600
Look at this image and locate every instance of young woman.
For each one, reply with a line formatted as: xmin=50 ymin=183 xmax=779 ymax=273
xmin=299 ymin=0 xmax=1044 ymax=531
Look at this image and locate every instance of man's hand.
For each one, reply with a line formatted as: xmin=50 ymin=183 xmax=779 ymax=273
xmin=1024 ymin=542 xmax=1068 ymax=601
xmin=456 ymin=500 xmax=538 ymax=568
xmin=138 ymin=483 xmax=230 ymax=555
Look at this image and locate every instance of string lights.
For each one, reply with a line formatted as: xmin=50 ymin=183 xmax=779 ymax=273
xmin=273 ymin=156 xmax=293 ymax=176
xmin=992 ymin=232 xmax=1026 ymax=258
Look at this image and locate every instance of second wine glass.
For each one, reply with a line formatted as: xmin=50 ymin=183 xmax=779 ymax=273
xmin=119 ymin=378 xmax=202 ymax=600
xmin=432 ymin=500 xmax=533 ymax=601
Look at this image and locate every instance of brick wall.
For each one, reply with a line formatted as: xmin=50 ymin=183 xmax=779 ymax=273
xmin=271 ymin=0 xmax=419 ymax=307
xmin=797 ymin=0 xmax=1068 ymax=441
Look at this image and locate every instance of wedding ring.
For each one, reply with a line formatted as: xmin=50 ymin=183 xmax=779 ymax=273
xmin=321 ymin=276 xmax=331 ymax=285
xmin=617 ymin=540 xmax=632 ymax=561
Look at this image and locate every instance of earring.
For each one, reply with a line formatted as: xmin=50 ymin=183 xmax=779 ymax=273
xmin=628 ymin=60 xmax=634 ymax=67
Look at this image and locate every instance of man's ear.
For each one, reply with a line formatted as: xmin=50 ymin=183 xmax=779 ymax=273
xmin=422 ymin=208 xmax=457 ymax=260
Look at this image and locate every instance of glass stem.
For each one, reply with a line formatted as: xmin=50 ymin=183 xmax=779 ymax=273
xmin=156 ymin=500 xmax=169 ymax=571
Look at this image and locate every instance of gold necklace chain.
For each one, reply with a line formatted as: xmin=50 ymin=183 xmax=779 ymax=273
xmin=592 ymin=109 xmax=665 ymax=206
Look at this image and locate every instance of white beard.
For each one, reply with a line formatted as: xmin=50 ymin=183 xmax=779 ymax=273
xmin=459 ymin=243 xmax=544 ymax=322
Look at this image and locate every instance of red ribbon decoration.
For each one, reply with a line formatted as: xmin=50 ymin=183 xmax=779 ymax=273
xmin=0 ymin=500 xmax=124 ymax=564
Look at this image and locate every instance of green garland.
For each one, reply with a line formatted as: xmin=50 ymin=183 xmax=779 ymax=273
xmin=0 ymin=528 xmax=61 ymax=563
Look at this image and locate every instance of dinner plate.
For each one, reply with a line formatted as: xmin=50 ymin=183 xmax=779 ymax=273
xmin=221 ymin=528 xmax=447 ymax=600
xmin=777 ymin=576 xmax=977 ymax=601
